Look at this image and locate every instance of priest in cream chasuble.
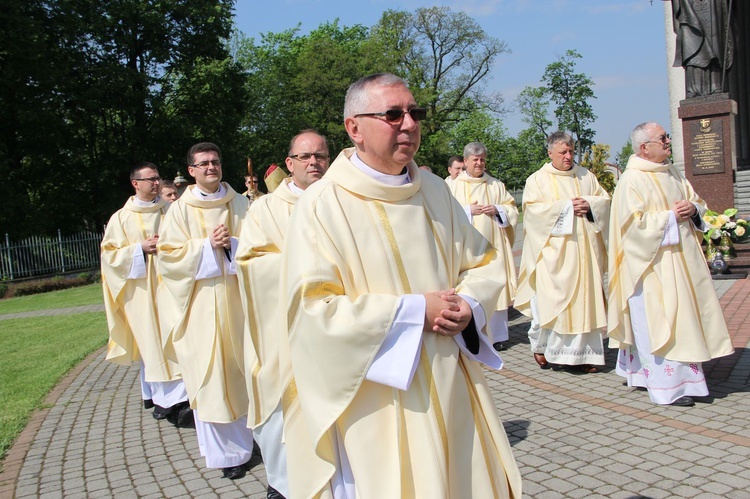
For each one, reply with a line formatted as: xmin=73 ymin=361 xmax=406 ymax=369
xmin=157 ymin=143 xmax=253 ymax=475
xmin=102 ymin=163 xmax=186 ymax=410
xmin=236 ymin=130 xmax=330 ymax=498
xmin=515 ymin=132 xmax=610 ymax=372
xmin=280 ymin=74 xmax=522 ymax=499
xmin=450 ymin=141 xmax=518 ymax=346
xmin=608 ymin=122 xmax=733 ymax=406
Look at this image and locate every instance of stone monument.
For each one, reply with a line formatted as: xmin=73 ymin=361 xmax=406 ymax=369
xmin=672 ymin=0 xmax=738 ymax=213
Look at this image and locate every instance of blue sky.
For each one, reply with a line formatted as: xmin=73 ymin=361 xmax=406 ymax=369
xmin=233 ymin=0 xmax=672 ymax=156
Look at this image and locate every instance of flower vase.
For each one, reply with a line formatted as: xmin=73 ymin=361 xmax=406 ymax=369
xmin=705 ymin=238 xmax=718 ymax=261
xmin=720 ymin=233 xmax=737 ymax=259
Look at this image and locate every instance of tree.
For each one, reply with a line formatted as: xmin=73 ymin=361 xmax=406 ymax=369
xmin=234 ymin=7 xmax=509 ymax=173
xmin=580 ymin=144 xmax=616 ymax=194
xmin=0 ymin=0 xmax=243 ymax=238
xmin=615 ymin=139 xmax=634 ymax=169
xmin=440 ymin=109 xmax=507 ymax=177
xmin=233 ymin=21 xmax=377 ymax=177
xmin=541 ymin=50 xmax=597 ymax=162
xmin=369 ymin=6 xmax=510 ymax=166
xmin=497 ymin=128 xmax=549 ymax=191
xmin=515 ymin=86 xmax=553 ymax=138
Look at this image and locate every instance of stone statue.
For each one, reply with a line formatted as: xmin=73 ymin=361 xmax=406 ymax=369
xmin=672 ymin=0 xmax=734 ymax=98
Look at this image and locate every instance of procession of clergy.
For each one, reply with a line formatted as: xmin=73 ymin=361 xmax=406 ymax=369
xmin=100 ymin=73 xmax=733 ymax=499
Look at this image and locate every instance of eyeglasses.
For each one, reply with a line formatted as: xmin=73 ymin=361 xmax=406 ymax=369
xmin=354 ymin=108 xmax=428 ymax=123
xmin=645 ymin=133 xmax=670 ymax=144
xmin=133 ymin=177 xmax=161 ymax=183
xmin=289 ymin=152 xmax=330 ymax=162
xmin=189 ymin=160 xmax=222 ymax=169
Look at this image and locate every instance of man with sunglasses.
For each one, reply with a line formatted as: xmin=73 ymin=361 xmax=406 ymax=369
xmin=235 ymin=129 xmax=330 ymax=499
xmin=608 ymin=122 xmax=733 ymax=406
xmin=280 ymin=74 xmax=522 ymax=498
xmin=101 ymin=162 xmax=190 ymax=421
xmin=157 ymin=143 xmax=255 ymax=479
xmin=450 ymin=142 xmax=518 ymax=352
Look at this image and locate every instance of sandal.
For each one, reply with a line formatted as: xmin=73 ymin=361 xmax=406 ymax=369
xmin=534 ymin=353 xmax=550 ymax=369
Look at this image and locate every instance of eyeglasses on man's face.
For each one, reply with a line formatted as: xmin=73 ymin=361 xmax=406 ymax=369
xmin=646 ymin=133 xmax=671 ymax=145
xmin=288 ymin=152 xmax=330 ymax=162
xmin=133 ymin=177 xmax=161 ymax=183
xmin=354 ymin=107 xmax=428 ymax=124
xmin=189 ymin=160 xmax=222 ymax=169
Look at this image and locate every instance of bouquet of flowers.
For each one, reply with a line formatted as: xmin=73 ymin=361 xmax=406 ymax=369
xmin=703 ymin=208 xmax=749 ymax=243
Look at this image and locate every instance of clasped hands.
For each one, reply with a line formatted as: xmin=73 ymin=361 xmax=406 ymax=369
xmin=141 ymin=235 xmax=159 ymax=254
xmin=469 ymin=201 xmax=498 ymax=217
xmin=424 ymin=289 xmax=472 ymax=337
xmin=672 ymin=200 xmax=696 ymax=221
xmin=571 ymin=197 xmax=590 ymax=217
xmin=210 ymin=224 xmax=232 ymax=249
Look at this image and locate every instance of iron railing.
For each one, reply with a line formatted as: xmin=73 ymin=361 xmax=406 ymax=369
xmin=1 ymin=230 xmax=103 ymax=280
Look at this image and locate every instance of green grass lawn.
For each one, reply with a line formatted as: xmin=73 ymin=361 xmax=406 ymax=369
xmin=0 ymin=305 xmax=106 ymax=465
xmin=0 ymin=283 xmax=103 ymax=315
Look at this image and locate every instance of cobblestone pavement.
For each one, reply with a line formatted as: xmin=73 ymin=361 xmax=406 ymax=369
xmin=2 ymin=227 xmax=749 ymax=498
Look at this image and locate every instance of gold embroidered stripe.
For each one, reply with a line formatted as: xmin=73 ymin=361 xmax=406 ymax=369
xmin=287 ymin=280 xmax=345 ymax=333
xmin=282 ymin=378 xmax=299 ymax=415
xmin=459 ymin=357 xmax=500 ymax=497
xmin=371 ymin=200 xmax=451 ymax=473
xmin=419 ymin=346 xmax=450 ymax=474
xmin=373 ymin=201 xmax=411 ymax=294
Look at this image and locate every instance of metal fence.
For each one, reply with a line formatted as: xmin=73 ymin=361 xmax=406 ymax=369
xmin=509 ymin=188 xmax=523 ymax=207
xmin=1 ymin=230 xmax=103 ymax=280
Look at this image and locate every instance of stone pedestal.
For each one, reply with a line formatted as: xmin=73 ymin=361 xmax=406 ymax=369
xmin=678 ymin=94 xmax=738 ymax=213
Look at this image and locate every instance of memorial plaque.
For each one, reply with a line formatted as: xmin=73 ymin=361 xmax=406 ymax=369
xmin=687 ymin=118 xmax=724 ymax=175
xmin=678 ymin=96 xmax=737 ymax=214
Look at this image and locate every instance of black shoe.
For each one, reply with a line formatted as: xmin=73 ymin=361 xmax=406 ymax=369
xmin=267 ymin=485 xmax=285 ymax=499
xmin=165 ymin=402 xmax=195 ymax=428
xmin=670 ymin=396 xmax=695 ymax=407
xmin=493 ymin=342 xmax=507 ymax=351
xmin=152 ymin=405 xmax=171 ymax=420
xmin=143 ymin=399 xmax=154 ymax=409
xmin=222 ymin=465 xmax=247 ymax=480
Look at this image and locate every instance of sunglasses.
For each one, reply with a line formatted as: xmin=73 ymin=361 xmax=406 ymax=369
xmin=354 ymin=108 xmax=428 ymax=123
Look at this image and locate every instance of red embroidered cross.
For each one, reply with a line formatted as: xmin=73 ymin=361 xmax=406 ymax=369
xmin=664 ymin=365 xmax=674 ymax=376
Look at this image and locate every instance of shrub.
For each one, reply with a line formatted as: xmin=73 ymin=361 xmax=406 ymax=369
xmin=8 ymin=275 xmax=94 ymax=297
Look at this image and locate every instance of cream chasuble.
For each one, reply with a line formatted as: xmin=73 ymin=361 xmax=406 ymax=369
xmin=281 ymin=149 xmax=522 ymax=499
xmin=515 ymin=163 xmax=610 ymax=334
xmin=101 ymin=197 xmax=180 ymax=382
xmin=236 ymin=178 xmax=298 ymax=428
xmin=450 ymin=171 xmax=518 ymax=310
xmin=607 ymin=155 xmax=733 ymax=362
xmin=157 ymin=183 xmax=250 ymax=423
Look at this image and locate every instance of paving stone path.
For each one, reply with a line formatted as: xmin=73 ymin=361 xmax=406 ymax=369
xmin=2 ymin=227 xmax=749 ymax=498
